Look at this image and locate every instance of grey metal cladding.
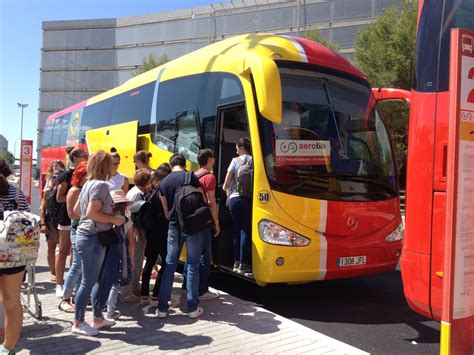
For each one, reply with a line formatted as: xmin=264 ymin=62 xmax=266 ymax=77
xmin=331 ymin=25 xmax=365 ymax=48
xmin=40 ymin=71 xmax=119 ymax=90
xmin=375 ymin=0 xmax=401 ymax=15
xmin=333 ymin=0 xmax=372 ymax=21
xmin=41 ymin=50 xmax=117 ymax=70
xmin=43 ymin=28 xmax=116 ymax=49
xmin=302 ymin=2 xmax=331 ymax=24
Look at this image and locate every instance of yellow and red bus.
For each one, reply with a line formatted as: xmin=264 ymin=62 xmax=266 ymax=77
xmin=40 ymin=33 xmax=404 ymax=285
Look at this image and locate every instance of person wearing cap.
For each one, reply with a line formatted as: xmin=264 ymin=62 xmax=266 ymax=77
xmin=96 ymin=189 xmax=134 ymax=321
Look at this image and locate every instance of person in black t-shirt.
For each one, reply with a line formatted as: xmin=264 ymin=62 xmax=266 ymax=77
xmin=55 ymin=146 xmax=88 ymax=298
xmin=140 ymin=163 xmax=171 ymax=306
xmin=156 ymin=154 xmax=205 ymax=319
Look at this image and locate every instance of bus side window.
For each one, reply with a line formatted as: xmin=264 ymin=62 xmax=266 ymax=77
xmin=51 ymin=118 xmax=61 ymax=148
xmin=175 ymin=109 xmax=201 ymax=162
xmin=42 ymin=120 xmax=54 ymax=148
xmin=59 ymin=113 xmax=71 ymax=147
xmin=80 ymin=99 xmax=113 ymax=143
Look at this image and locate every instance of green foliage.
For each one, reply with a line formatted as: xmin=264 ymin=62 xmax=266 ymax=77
xmin=132 ymin=53 xmax=170 ymax=77
xmin=302 ymin=29 xmax=339 ymax=52
xmin=0 ymin=150 xmax=15 ymax=165
xmin=354 ymin=0 xmax=418 ymax=187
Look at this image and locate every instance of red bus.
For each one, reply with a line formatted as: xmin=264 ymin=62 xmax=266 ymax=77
xmin=39 ymin=101 xmax=87 ymax=192
xmin=401 ymin=0 xmax=474 ymax=320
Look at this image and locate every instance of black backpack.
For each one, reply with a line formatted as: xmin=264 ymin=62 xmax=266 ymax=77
xmin=46 ymin=187 xmax=61 ymax=226
xmin=174 ymin=171 xmax=212 ymax=235
xmin=130 ymin=189 xmax=161 ymax=232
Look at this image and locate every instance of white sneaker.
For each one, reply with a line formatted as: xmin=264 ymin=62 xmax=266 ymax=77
xmin=199 ymin=291 xmax=219 ymax=301
xmin=91 ymin=318 xmax=115 ymax=330
xmin=55 ymin=284 xmax=64 ymax=299
xmin=156 ymin=309 xmax=168 ymax=319
xmin=189 ymin=306 xmax=204 ymax=319
xmin=105 ymin=310 xmax=121 ymax=320
xmin=71 ymin=322 xmax=99 ymax=336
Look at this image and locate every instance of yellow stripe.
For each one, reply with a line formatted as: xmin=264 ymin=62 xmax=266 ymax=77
xmin=440 ymin=322 xmax=451 ymax=355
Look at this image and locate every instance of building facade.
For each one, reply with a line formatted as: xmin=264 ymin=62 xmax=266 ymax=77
xmin=38 ymin=0 xmax=401 ymax=153
xmin=0 ymin=135 xmax=8 ymax=151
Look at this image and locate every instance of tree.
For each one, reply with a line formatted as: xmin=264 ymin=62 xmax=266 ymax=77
xmin=132 ymin=53 xmax=170 ymax=77
xmin=0 ymin=150 xmax=15 ymax=165
xmin=302 ymin=28 xmax=339 ymax=52
xmin=354 ymin=0 xmax=418 ymax=188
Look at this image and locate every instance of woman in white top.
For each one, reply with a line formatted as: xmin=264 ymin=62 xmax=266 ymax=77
xmin=223 ymin=137 xmax=253 ymax=274
xmin=106 ymin=148 xmax=129 ymax=193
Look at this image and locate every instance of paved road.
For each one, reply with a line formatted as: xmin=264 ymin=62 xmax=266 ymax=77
xmin=209 ymin=270 xmax=440 ymax=354
xmin=29 ymin=186 xmax=440 ymax=354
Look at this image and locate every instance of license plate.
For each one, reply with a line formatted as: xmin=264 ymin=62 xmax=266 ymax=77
xmin=337 ymin=256 xmax=367 ymax=267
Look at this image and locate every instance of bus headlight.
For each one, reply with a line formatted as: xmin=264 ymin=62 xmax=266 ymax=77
xmin=385 ymin=223 xmax=404 ymax=242
xmin=258 ymin=220 xmax=311 ymax=247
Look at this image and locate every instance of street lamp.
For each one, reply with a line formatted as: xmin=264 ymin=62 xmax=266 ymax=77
xmin=17 ymin=103 xmax=28 ymax=158
xmin=13 ymin=138 xmax=21 ymax=163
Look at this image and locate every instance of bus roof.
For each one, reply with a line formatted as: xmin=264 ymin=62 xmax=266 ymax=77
xmin=56 ymin=33 xmax=366 ymax=110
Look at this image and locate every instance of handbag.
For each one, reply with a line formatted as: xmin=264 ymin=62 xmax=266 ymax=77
xmin=97 ymin=227 xmax=119 ymax=247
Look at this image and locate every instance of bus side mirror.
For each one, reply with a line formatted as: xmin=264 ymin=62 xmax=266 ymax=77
xmin=372 ymin=88 xmax=411 ymax=104
xmin=244 ymin=54 xmax=282 ymax=124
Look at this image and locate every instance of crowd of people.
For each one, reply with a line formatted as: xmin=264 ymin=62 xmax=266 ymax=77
xmin=32 ymin=138 xmax=252 ymax=339
xmin=0 ymin=137 xmax=253 ymax=351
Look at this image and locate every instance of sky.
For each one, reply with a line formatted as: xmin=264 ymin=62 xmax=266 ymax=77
xmin=0 ymin=0 xmax=230 ymax=160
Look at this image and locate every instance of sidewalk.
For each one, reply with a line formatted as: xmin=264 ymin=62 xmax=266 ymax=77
xmin=17 ymin=241 xmax=367 ymax=354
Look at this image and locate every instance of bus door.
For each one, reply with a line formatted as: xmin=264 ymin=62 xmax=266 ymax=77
xmin=86 ymin=120 xmax=139 ymax=180
xmin=213 ymin=103 xmax=250 ymax=271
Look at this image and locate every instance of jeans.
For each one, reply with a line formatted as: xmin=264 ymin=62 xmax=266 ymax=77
xmin=74 ymin=233 xmax=106 ymax=323
xmin=158 ymin=223 xmax=202 ymax=313
xmin=141 ymin=231 xmax=167 ymax=298
xmin=183 ymin=227 xmax=212 ymax=296
xmin=97 ymin=241 xmax=121 ymax=317
xmin=228 ymin=196 xmax=252 ymax=264
xmin=107 ymin=284 xmax=119 ymax=314
xmin=63 ymin=228 xmax=82 ymax=298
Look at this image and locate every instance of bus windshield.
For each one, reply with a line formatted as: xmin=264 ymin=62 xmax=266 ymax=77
xmin=259 ymin=69 xmax=397 ymax=202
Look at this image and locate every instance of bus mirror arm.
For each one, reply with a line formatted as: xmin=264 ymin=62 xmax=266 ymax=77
xmin=243 ymin=54 xmax=282 ymax=124
xmin=372 ymin=88 xmax=411 ymax=104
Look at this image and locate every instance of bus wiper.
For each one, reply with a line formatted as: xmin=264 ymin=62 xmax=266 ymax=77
xmin=322 ymin=79 xmax=347 ymax=158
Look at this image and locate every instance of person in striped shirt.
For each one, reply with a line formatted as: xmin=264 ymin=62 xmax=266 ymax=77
xmin=0 ymin=158 xmax=30 ymax=355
